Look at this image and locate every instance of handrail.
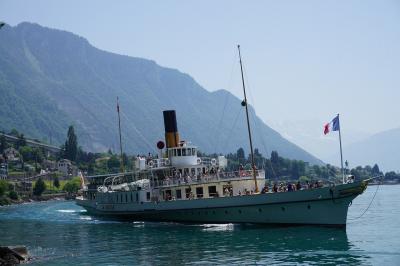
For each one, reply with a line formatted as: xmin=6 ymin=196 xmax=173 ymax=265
xmin=151 ymin=170 xmax=265 ymax=188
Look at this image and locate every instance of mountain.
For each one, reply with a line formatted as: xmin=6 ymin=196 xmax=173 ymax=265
xmin=0 ymin=22 xmax=322 ymax=164
xmin=328 ymin=127 xmax=400 ymax=172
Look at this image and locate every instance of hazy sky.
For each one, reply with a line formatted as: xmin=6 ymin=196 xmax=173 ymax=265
xmin=1 ymin=0 xmax=399 ymax=139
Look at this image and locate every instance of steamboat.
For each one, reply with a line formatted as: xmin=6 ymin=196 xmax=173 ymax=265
xmin=76 ymin=109 xmax=368 ymax=227
xmin=76 ymin=46 xmax=369 ymax=227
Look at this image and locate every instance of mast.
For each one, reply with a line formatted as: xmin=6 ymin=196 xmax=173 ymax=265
xmin=117 ymin=97 xmax=125 ymax=173
xmin=237 ymin=45 xmax=259 ymax=193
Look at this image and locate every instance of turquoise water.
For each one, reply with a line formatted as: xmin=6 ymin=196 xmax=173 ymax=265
xmin=0 ymin=185 xmax=399 ymax=265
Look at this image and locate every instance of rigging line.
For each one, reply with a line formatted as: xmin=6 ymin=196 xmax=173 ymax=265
xmin=242 ymin=62 xmax=278 ymax=179
xmin=348 ymin=176 xmax=382 ymax=221
xmin=220 ymin=106 xmax=243 ymax=153
xmin=118 ymin=108 xmax=157 ymax=153
xmin=249 ymin=110 xmax=278 ymax=179
xmin=213 ymin=49 xmax=238 ymax=152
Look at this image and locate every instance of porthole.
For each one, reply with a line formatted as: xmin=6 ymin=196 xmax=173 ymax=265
xmin=258 ymin=208 xmax=262 ymax=212
xmin=212 ymin=211 xmax=216 ymax=215
xmin=307 ymin=205 xmax=311 ymax=210
xmin=281 ymin=207 xmax=285 ymax=211
xmin=238 ymin=210 xmax=242 ymax=214
xmin=225 ymin=210 xmax=228 ymax=214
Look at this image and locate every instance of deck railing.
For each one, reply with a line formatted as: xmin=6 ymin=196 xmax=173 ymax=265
xmin=151 ymin=170 xmax=265 ymax=188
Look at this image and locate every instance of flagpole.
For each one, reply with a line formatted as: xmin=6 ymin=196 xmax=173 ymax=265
xmin=337 ymin=114 xmax=345 ymax=184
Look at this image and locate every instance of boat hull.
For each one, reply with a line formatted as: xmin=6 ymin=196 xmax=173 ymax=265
xmin=76 ymin=180 xmax=368 ymax=227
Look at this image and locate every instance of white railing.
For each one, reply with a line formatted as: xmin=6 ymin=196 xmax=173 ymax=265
xmin=147 ymin=158 xmax=171 ymax=168
xmin=151 ymin=170 xmax=265 ymax=188
xmin=145 ymin=156 xmax=218 ymax=169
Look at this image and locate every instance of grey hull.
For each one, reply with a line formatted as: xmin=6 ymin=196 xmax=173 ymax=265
xmin=76 ymin=180 xmax=368 ymax=227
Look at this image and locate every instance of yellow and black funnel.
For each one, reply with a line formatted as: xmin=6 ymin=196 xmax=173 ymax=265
xmin=163 ymin=110 xmax=180 ymax=148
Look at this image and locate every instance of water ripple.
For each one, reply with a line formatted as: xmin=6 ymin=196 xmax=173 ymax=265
xmin=0 ymin=186 xmax=399 ymax=265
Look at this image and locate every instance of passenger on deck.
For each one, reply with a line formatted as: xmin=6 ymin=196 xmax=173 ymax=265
xmin=261 ymin=185 xmax=268 ymax=194
xmin=287 ymin=183 xmax=293 ymax=192
xmin=165 ymin=192 xmax=171 ymax=201
xmin=224 ymin=187 xmax=229 ymax=196
xmin=272 ymin=183 xmax=278 ymax=193
xmin=296 ymin=181 xmax=302 ymax=191
xmin=229 ymin=187 xmax=233 ymax=196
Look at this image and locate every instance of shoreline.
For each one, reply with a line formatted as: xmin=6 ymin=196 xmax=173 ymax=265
xmin=0 ymin=192 xmax=74 ymax=207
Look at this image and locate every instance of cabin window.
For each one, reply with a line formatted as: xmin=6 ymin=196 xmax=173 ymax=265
xmin=184 ymin=168 xmax=189 ymax=175
xmin=176 ymin=189 xmax=182 ymax=199
xmin=185 ymin=188 xmax=191 ymax=198
xmin=177 ymin=149 xmax=181 ymax=156
xmin=165 ymin=190 xmax=172 ymax=201
xmin=174 ymin=149 xmax=177 ymax=156
xmin=125 ymin=194 xmax=128 ymax=203
xmin=196 ymin=187 xmax=204 ymax=198
xmin=192 ymin=148 xmax=196 ymax=155
xmin=208 ymin=186 xmax=217 ymax=197
xmin=188 ymin=149 xmax=192 ymax=156
xmin=147 ymin=192 xmax=151 ymax=201
xmin=136 ymin=193 xmax=139 ymax=202
xmin=191 ymin=168 xmax=195 ymax=176
xmin=182 ymin=149 xmax=186 ymax=156
xmin=131 ymin=193 xmax=133 ymax=202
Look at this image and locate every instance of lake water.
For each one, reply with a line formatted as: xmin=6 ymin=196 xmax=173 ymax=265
xmin=0 ymin=185 xmax=399 ymax=265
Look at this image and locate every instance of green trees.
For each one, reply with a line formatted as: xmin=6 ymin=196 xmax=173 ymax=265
xmin=16 ymin=133 xmax=26 ymax=149
xmin=64 ymin=126 xmax=78 ymax=162
xmin=107 ymin=155 xmax=120 ymax=172
xmin=372 ymin=164 xmax=381 ymax=176
xmin=8 ymin=190 xmax=18 ymax=200
xmin=63 ymin=177 xmax=81 ymax=193
xmin=53 ymin=177 xmax=60 ymax=189
xmin=0 ymin=134 xmax=7 ymax=153
xmin=236 ymin=148 xmax=245 ymax=162
xmin=0 ymin=180 xmax=8 ymax=196
xmin=33 ymin=178 xmax=46 ymax=196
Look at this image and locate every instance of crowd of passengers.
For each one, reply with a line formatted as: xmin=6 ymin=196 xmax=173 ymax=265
xmin=158 ymin=169 xmax=261 ymax=187
xmin=260 ymin=180 xmax=324 ymax=194
xmin=162 ymin=180 xmax=325 ymax=201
